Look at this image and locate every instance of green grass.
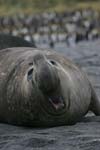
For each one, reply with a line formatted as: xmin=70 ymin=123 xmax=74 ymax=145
xmin=0 ymin=0 xmax=100 ymax=16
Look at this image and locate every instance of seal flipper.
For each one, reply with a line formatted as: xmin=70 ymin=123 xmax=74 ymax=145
xmin=90 ymin=86 xmax=100 ymax=115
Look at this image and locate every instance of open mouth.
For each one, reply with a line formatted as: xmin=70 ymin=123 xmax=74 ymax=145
xmin=49 ymin=96 xmax=65 ymax=110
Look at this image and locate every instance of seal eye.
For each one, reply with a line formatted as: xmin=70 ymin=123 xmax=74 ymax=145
xmin=29 ymin=62 xmax=33 ymax=66
xmin=50 ymin=60 xmax=56 ymax=65
xmin=27 ymin=68 xmax=33 ymax=81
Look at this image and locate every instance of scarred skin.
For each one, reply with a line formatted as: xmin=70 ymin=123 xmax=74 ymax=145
xmin=0 ymin=47 xmax=100 ymax=127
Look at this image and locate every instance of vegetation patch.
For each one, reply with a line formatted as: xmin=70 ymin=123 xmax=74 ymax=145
xmin=0 ymin=0 xmax=100 ymax=15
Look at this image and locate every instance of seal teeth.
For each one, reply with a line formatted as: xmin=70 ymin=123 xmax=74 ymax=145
xmin=49 ymin=97 xmax=64 ymax=110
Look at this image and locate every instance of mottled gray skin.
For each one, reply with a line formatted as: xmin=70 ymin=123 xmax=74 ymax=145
xmin=0 ymin=47 xmax=100 ymax=127
xmin=0 ymin=34 xmax=35 ymax=50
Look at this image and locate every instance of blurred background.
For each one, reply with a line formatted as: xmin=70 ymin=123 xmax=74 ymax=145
xmin=0 ymin=0 xmax=100 ymax=48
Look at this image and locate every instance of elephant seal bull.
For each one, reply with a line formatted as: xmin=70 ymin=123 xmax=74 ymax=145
xmin=0 ymin=47 xmax=100 ymax=127
xmin=0 ymin=34 xmax=35 ymax=50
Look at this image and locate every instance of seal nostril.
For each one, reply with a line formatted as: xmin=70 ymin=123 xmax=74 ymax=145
xmin=50 ymin=60 xmax=56 ymax=65
xmin=27 ymin=68 xmax=33 ymax=81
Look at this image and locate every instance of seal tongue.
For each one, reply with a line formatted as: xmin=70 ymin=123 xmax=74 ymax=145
xmin=49 ymin=96 xmax=64 ymax=110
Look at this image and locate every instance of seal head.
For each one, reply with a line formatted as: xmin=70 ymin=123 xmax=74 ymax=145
xmin=32 ymin=53 xmax=65 ymax=111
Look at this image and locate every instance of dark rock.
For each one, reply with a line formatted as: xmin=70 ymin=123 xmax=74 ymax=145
xmin=0 ymin=34 xmax=35 ymax=50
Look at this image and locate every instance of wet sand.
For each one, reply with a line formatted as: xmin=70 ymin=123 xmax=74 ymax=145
xmin=0 ymin=40 xmax=100 ymax=150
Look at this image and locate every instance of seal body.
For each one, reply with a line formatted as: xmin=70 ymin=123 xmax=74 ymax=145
xmin=0 ymin=34 xmax=35 ymax=50
xmin=0 ymin=47 xmax=99 ymax=127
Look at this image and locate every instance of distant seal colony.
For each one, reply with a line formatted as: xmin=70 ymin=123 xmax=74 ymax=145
xmin=0 ymin=47 xmax=100 ymax=127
